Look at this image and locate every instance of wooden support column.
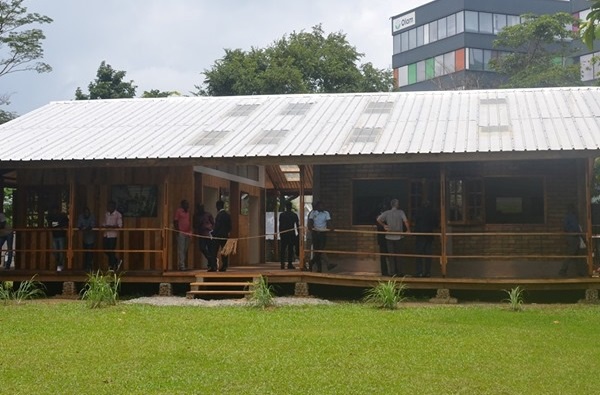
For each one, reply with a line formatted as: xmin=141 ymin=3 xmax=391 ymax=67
xmin=440 ymin=165 xmax=448 ymax=277
xmin=67 ymin=173 xmax=75 ymax=270
xmin=585 ymin=158 xmax=594 ymax=275
xmin=299 ymin=165 xmax=306 ymax=270
xmin=162 ymin=176 xmax=169 ymax=271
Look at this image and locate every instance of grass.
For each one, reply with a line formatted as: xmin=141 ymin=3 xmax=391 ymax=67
xmin=504 ymin=286 xmax=525 ymax=311
xmin=80 ymin=270 xmax=121 ymax=308
xmin=363 ymin=279 xmax=406 ymax=309
xmin=1 ymin=302 xmax=599 ymax=394
xmin=247 ymin=275 xmax=274 ymax=308
xmin=0 ymin=275 xmax=45 ymax=304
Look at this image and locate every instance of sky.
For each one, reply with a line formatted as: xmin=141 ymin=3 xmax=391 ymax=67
xmin=1 ymin=0 xmax=432 ymax=116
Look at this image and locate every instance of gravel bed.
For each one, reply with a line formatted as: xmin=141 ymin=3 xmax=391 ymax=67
xmin=123 ymin=296 xmax=334 ymax=307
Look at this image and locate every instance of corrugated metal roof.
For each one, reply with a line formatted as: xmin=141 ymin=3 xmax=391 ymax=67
xmin=1 ymin=87 xmax=600 ymax=163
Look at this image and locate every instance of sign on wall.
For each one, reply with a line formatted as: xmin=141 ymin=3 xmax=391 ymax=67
xmin=392 ymin=11 xmax=416 ymax=33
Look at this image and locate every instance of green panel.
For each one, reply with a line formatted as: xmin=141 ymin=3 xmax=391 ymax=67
xmin=408 ymin=63 xmax=417 ymax=84
xmin=425 ymin=58 xmax=435 ymax=79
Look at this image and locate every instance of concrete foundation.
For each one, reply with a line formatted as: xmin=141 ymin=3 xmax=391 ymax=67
xmin=61 ymin=281 xmax=77 ymax=297
xmin=294 ymin=282 xmax=309 ymax=297
xmin=158 ymin=282 xmax=172 ymax=296
xmin=430 ymin=288 xmax=458 ymax=304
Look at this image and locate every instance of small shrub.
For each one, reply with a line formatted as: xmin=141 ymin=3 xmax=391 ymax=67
xmin=364 ymin=279 xmax=406 ymax=310
xmin=248 ymin=275 xmax=274 ymax=308
xmin=80 ymin=270 xmax=121 ymax=308
xmin=504 ymin=286 xmax=525 ymax=311
xmin=0 ymin=276 xmax=45 ymax=304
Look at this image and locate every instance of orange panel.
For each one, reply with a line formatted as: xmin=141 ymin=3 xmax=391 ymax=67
xmin=455 ymin=48 xmax=465 ymax=71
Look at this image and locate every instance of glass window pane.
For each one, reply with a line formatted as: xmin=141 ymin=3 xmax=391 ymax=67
xmin=408 ymin=28 xmax=417 ymax=50
xmin=447 ymin=14 xmax=456 ymax=36
xmin=429 ymin=21 xmax=438 ymax=42
xmin=438 ymin=17 xmax=447 ymax=39
xmin=417 ymin=60 xmax=426 ymax=82
xmin=483 ymin=49 xmax=492 ymax=70
xmin=408 ymin=63 xmax=417 ymax=84
xmin=423 ymin=23 xmax=429 ymax=45
xmin=401 ymin=32 xmax=409 ymax=53
xmin=507 ymin=15 xmax=519 ymax=27
xmin=465 ymin=11 xmax=478 ymax=32
xmin=443 ymin=51 xmax=455 ymax=73
xmin=493 ymin=14 xmax=507 ymax=34
xmin=398 ymin=65 xmax=409 ymax=87
xmin=479 ymin=12 xmax=493 ymax=34
xmin=469 ymin=48 xmax=483 ymax=70
xmin=425 ymin=58 xmax=435 ymax=79
xmin=416 ymin=25 xmax=424 ymax=47
xmin=393 ymin=34 xmax=402 ymax=54
xmin=456 ymin=11 xmax=464 ymax=34
xmin=435 ymin=55 xmax=444 ymax=76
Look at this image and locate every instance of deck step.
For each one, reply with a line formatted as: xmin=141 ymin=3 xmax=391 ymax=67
xmin=190 ymin=281 xmax=251 ymax=287
xmin=186 ymin=290 xmax=251 ymax=297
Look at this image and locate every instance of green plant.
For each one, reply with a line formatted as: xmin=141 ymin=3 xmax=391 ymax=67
xmin=363 ymin=279 xmax=406 ymax=309
xmin=80 ymin=270 xmax=121 ymax=308
xmin=504 ymin=286 xmax=525 ymax=311
xmin=248 ymin=275 xmax=274 ymax=308
xmin=0 ymin=276 xmax=45 ymax=304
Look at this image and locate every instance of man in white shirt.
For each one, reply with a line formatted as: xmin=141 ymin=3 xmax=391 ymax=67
xmin=377 ymin=199 xmax=411 ymax=276
xmin=308 ymin=201 xmax=336 ymax=273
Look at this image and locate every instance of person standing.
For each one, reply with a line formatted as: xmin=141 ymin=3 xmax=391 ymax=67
xmin=46 ymin=205 xmax=69 ymax=272
xmin=173 ymin=199 xmax=191 ymax=271
xmin=559 ymin=203 xmax=586 ymax=277
xmin=377 ymin=199 xmax=411 ymax=276
xmin=103 ymin=201 xmax=123 ymax=272
xmin=212 ymin=200 xmax=232 ymax=272
xmin=414 ymin=200 xmax=436 ymax=278
xmin=77 ymin=207 xmax=96 ymax=272
xmin=0 ymin=213 xmax=14 ymax=270
xmin=307 ymin=201 xmax=336 ymax=273
xmin=193 ymin=203 xmax=216 ymax=271
xmin=376 ymin=205 xmax=389 ymax=276
xmin=279 ymin=201 xmax=299 ymax=270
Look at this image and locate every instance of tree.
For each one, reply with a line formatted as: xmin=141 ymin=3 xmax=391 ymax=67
xmin=75 ymin=61 xmax=136 ymax=100
xmin=196 ymin=25 xmax=392 ymax=96
xmin=1 ymin=0 xmax=52 ymax=119
xmin=581 ymin=1 xmax=600 ymax=49
xmin=142 ymin=89 xmax=179 ymax=98
xmin=490 ymin=13 xmax=582 ymax=88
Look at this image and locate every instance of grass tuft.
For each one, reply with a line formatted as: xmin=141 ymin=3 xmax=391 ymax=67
xmin=80 ymin=270 xmax=121 ymax=308
xmin=0 ymin=275 xmax=45 ymax=304
xmin=247 ymin=275 xmax=274 ymax=308
xmin=363 ymin=279 xmax=406 ymax=309
xmin=504 ymin=286 xmax=525 ymax=311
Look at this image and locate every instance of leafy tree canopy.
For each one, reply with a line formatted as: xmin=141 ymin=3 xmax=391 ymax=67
xmin=491 ymin=13 xmax=582 ymax=88
xmin=75 ymin=61 xmax=137 ymax=100
xmin=581 ymin=1 xmax=600 ymax=49
xmin=0 ymin=108 xmax=15 ymax=124
xmin=142 ymin=89 xmax=179 ymax=98
xmin=196 ymin=24 xmax=393 ymax=96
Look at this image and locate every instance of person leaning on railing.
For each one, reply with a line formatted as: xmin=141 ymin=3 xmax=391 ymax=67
xmin=0 ymin=213 xmax=14 ymax=270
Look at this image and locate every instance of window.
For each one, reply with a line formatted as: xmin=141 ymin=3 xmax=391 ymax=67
xmin=580 ymin=54 xmax=594 ymax=81
xmin=493 ymin=14 xmax=507 ymax=34
xmin=484 ymin=177 xmax=545 ymax=224
xmin=438 ymin=17 xmax=447 ymax=39
xmin=408 ymin=28 xmax=417 ymax=50
xmin=456 ymin=11 xmax=464 ymax=34
xmin=417 ymin=60 xmax=426 ymax=82
xmin=423 ymin=23 xmax=430 ymax=45
xmin=425 ymin=58 xmax=435 ymax=79
xmin=429 ymin=20 xmax=438 ymax=42
xmin=447 ymin=14 xmax=456 ymax=36
xmin=408 ymin=64 xmax=417 ymax=84
xmin=455 ymin=48 xmax=465 ymax=71
xmin=465 ymin=11 xmax=478 ymax=32
xmin=469 ymin=48 xmax=484 ymax=70
xmin=416 ymin=25 xmax=424 ymax=47
xmin=443 ymin=52 xmax=455 ymax=73
xmin=352 ymin=179 xmax=409 ymax=225
xmin=398 ymin=65 xmax=409 ymax=87
xmin=393 ymin=34 xmax=402 ymax=54
xmin=447 ymin=179 xmax=483 ymax=224
xmin=479 ymin=12 xmax=493 ymax=34
xmin=507 ymin=15 xmax=520 ymax=27
xmin=401 ymin=31 xmax=409 ymax=53
xmin=435 ymin=55 xmax=444 ymax=76
xmin=483 ymin=49 xmax=493 ymax=71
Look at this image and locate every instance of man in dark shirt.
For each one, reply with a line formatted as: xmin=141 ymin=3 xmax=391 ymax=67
xmin=279 ymin=201 xmax=299 ymax=270
xmin=47 ymin=205 xmax=69 ymax=271
xmin=212 ymin=200 xmax=232 ymax=272
xmin=414 ymin=200 xmax=437 ymax=277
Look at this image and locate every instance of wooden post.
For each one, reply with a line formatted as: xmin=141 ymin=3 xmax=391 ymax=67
xmin=299 ymin=165 xmax=306 ymax=270
xmin=440 ymin=165 xmax=448 ymax=277
xmin=585 ymin=158 xmax=594 ymax=275
xmin=162 ymin=176 xmax=169 ymax=272
xmin=67 ymin=173 xmax=75 ymax=270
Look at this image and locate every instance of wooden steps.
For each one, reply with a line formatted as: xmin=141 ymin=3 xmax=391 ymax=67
xmin=186 ymin=275 xmax=258 ymax=299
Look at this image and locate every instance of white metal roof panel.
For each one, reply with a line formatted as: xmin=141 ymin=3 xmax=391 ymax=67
xmin=1 ymin=87 xmax=600 ymax=164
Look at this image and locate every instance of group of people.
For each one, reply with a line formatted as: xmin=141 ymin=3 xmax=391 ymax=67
xmin=377 ymin=199 xmax=437 ymax=277
xmin=173 ymin=200 xmax=231 ymax=272
xmin=45 ymin=201 xmax=124 ymax=272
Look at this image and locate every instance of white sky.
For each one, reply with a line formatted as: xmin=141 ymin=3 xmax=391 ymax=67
xmin=1 ymin=0 xmax=432 ymax=115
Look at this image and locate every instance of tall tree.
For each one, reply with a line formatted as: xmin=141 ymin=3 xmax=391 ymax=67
xmin=490 ymin=13 xmax=582 ymax=88
xmin=75 ymin=61 xmax=136 ymax=100
xmin=0 ymin=0 xmax=53 ymax=120
xmin=581 ymin=1 xmax=600 ymax=49
xmin=196 ymin=25 xmax=392 ymax=96
xmin=142 ymin=89 xmax=179 ymax=98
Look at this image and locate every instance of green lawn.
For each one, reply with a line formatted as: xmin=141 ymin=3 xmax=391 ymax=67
xmin=1 ymin=301 xmax=599 ymax=394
